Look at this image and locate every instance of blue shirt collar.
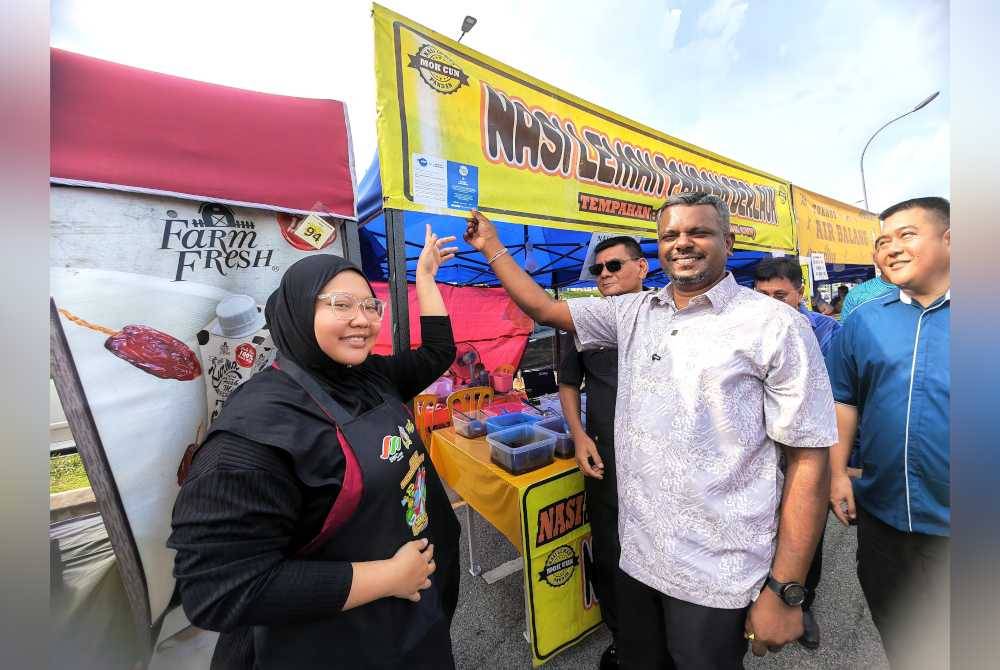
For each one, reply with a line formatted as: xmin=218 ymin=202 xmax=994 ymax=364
xmin=895 ymin=288 xmax=951 ymax=308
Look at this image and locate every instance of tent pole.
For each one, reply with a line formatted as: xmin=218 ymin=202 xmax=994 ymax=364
xmin=385 ymin=208 xmax=411 ymax=355
xmin=341 ymin=218 xmax=362 ymax=265
xmin=552 ymin=279 xmax=561 ymax=371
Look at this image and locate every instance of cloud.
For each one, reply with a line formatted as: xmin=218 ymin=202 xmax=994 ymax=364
xmin=50 ymin=0 xmax=947 ymax=209
xmin=866 ymin=122 xmax=950 ymax=211
xmin=660 ymin=8 xmax=683 ymax=50
xmin=661 ymin=0 xmax=749 ymax=88
xmin=696 ymin=0 xmax=749 ymax=39
xmin=656 ymin=0 xmax=948 ymax=208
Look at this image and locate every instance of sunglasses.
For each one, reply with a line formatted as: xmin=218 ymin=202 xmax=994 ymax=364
xmin=588 ymin=257 xmax=640 ymax=276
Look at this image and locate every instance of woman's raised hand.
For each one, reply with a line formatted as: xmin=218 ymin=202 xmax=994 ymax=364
xmin=416 ymin=224 xmax=458 ymax=278
xmin=388 ymin=538 xmax=436 ymax=602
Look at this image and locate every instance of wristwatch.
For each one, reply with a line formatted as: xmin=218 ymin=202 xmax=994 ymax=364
xmin=765 ymin=574 xmax=807 ymax=607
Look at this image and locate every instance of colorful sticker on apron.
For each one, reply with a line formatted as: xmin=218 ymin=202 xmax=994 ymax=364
xmin=398 ymin=425 xmax=413 ymax=449
xmin=401 ymin=458 xmax=429 ymax=536
xmin=380 ymin=434 xmax=405 ymax=462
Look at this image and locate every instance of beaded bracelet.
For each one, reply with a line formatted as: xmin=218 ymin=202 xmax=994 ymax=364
xmin=487 ymin=247 xmax=509 ymax=264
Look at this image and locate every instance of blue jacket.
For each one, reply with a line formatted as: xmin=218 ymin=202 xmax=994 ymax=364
xmin=826 ymin=289 xmax=950 ymax=536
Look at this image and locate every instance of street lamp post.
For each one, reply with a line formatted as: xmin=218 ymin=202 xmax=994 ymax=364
xmin=859 ymin=91 xmax=939 ymax=211
xmin=457 ymin=16 xmax=477 ymax=42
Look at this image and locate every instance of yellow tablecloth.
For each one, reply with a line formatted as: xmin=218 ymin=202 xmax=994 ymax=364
xmin=429 ymin=427 xmax=578 ymax=552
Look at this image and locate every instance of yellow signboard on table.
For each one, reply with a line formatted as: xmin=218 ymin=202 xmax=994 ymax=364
xmin=372 ymin=4 xmax=796 ymax=251
xmin=793 ymin=185 xmax=881 ymax=265
xmin=428 ymin=427 xmax=602 ymax=666
xmin=521 ymin=469 xmax=603 ymax=666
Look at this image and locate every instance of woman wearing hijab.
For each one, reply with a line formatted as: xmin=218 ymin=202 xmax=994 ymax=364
xmin=169 ymin=225 xmax=462 ymax=669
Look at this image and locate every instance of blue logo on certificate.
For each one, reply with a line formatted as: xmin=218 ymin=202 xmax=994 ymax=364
xmin=446 ymin=161 xmax=478 ymax=210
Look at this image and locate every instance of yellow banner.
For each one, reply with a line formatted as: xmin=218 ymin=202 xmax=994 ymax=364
xmin=521 ymin=469 xmax=603 ymax=666
xmin=373 ymin=4 xmax=796 ymax=251
xmin=793 ymin=186 xmax=880 ymax=265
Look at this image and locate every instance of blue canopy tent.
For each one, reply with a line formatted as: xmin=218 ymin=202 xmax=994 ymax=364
xmin=357 ymin=155 xmax=780 ymax=357
xmin=357 ymin=155 xmax=770 ymax=291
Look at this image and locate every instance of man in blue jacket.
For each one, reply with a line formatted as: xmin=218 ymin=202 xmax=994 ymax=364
xmin=826 ymin=197 xmax=950 ymax=669
xmin=754 ymin=256 xmax=841 ymax=649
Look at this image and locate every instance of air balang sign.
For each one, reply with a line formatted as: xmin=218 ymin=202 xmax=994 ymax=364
xmin=161 ymin=203 xmax=276 ymax=281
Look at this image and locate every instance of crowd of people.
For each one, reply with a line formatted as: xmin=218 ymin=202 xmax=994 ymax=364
xmin=167 ymin=193 xmax=950 ymax=670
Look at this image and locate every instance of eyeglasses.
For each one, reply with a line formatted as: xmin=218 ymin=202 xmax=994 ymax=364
xmin=317 ymin=292 xmax=385 ymax=321
xmin=588 ymin=257 xmax=640 ymax=276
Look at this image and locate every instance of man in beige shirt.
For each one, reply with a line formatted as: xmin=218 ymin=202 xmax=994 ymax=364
xmin=464 ymin=192 xmax=835 ymax=669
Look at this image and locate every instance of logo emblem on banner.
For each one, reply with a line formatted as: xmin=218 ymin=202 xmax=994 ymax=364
xmin=234 ymin=343 xmax=256 ymax=368
xmin=538 ymin=544 xmax=579 ymax=587
xmin=408 ymin=44 xmax=469 ymax=94
xmin=535 ymin=491 xmax=587 ymax=546
xmin=160 ymin=202 xmax=276 ymax=281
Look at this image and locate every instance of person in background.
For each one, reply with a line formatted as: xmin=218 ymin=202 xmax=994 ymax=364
xmin=813 ymin=295 xmax=835 ymax=316
xmin=465 ymin=193 xmax=835 ymax=669
xmin=830 ymin=284 xmax=850 ymax=314
xmin=755 ymin=257 xmax=842 ymax=356
xmin=840 ymin=271 xmax=895 ymax=323
xmin=559 ymin=235 xmax=648 ymax=670
xmin=827 ymin=197 xmax=950 ymax=669
xmin=168 ymin=226 xmax=463 ymax=670
xmin=753 ymin=257 xmax=841 ymax=650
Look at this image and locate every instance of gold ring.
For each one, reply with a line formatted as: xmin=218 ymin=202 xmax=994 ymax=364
xmin=744 ymin=632 xmax=755 ymax=641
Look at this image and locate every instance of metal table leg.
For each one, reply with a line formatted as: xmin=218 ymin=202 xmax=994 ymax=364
xmin=464 ymin=503 xmax=482 ymax=577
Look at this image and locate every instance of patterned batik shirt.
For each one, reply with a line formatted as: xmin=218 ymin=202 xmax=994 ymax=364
xmin=567 ymin=273 xmax=837 ymax=608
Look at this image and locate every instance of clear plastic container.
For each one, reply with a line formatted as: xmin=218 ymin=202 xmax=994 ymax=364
xmin=536 ymin=416 xmax=574 ymax=458
xmin=487 ymin=424 xmax=556 ymax=475
xmin=452 ymin=409 xmax=489 ymax=438
xmin=485 ymin=411 xmax=542 ymax=435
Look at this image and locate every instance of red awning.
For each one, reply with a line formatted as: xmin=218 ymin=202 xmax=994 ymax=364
xmin=51 ymin=48 xmax=357 ymax=218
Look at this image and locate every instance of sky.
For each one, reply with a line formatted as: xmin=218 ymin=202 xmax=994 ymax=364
xmin=50 ymin=0 xmax=949 ymax=214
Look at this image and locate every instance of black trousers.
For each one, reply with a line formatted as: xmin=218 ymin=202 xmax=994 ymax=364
xmin=585 ymin=442 xmax=621 ymax=640
xmin=857 ymin=505 xmax=949 ymax=670
xmin=615 ymin=570 xmax=749 ymax=670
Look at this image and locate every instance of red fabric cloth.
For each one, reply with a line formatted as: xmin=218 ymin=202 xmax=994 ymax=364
xmin=371 ymin=282 xmax=533 ymax=378
xmin=50 ymin=48 xmax=356 ymax=218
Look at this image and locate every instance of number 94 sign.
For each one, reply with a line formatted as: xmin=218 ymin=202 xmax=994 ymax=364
xmin=291 ymin=214 xmax=338 ymax=250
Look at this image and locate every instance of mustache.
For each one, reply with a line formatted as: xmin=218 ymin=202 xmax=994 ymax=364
xmin=668 ymin=253 xmax=704 ymax=260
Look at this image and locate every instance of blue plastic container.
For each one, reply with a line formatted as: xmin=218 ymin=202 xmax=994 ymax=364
xmin=486 ymin=424 xmax=556 ymax=475
xmin=485 ymin=411 xmax=542 ymax=435
xmin=536 ymin=416 xmax=574 ymax=458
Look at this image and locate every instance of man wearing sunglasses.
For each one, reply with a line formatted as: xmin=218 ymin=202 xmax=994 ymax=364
xmin=558 ymin=236 xmax=648 ymax=670
xmin=465 ymin=192 xmax=834 ymax=669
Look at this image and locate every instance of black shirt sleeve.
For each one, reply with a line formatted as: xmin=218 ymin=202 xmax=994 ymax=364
xmin=365 ymin=315 xmax=457 ymax=401
xmin=168 ymin=432 xmax=353 ymax=632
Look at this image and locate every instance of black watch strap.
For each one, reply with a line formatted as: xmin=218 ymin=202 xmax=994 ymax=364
xmin=765 ymin=575 xmax=786 ymax=595
xmin=765 ymin=574 xmax=806 ymax=606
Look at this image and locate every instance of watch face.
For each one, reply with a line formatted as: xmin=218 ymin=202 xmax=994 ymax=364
xmin=782 ymin=584 xmax=806 ymax=607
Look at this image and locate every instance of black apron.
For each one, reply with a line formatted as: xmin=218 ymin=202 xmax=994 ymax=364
xmin=252 ymin=355 xmax=461 ymax=670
